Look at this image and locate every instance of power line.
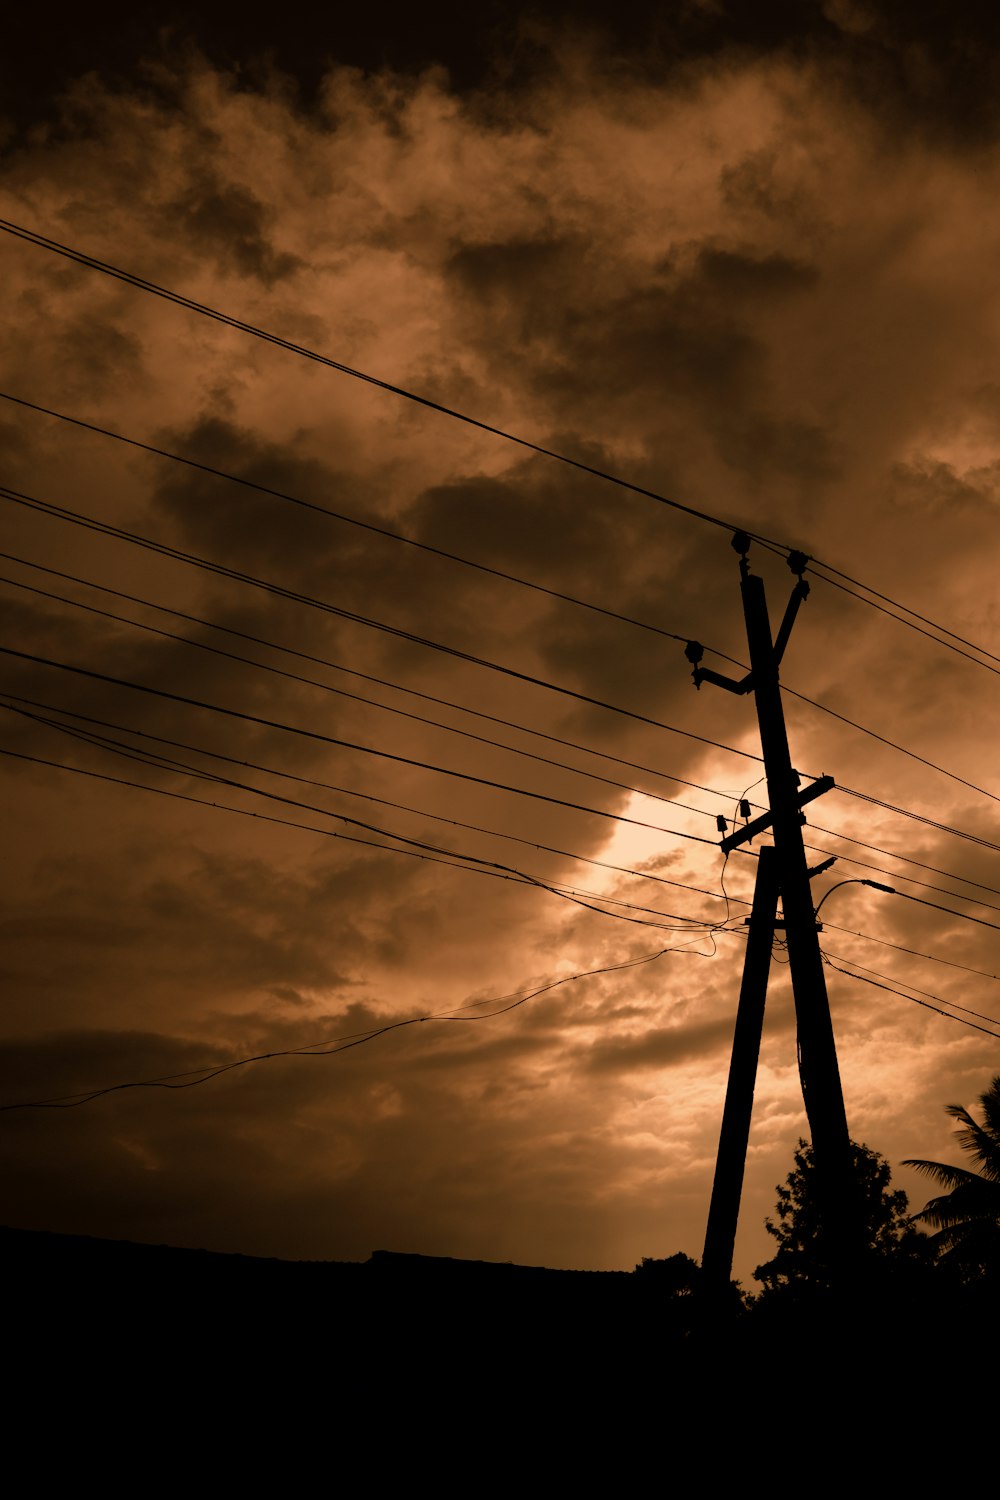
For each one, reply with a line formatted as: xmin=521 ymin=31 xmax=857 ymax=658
xmin=801 ymin=826 xmax=1000 ymax=901
xmin=885 ymin=887 xmax=1000 ymax=937
xmin=0 ymin=484 xmax=762 ymax=763
xmin=783 ymin=685 xmax=1000 ymax=806
xmin=801 ymin=836 xmax=1000 ymax=914
xmin=6 ymin=696 xmax=726 ymax=931
xmin=9 ymin=483 xmax=1000 ymax=862
xmin=818 ymin=922 xmax=1000 ymax=985
xmin=805 ymin=562 xmax=1000 ymax=679
xmin=0 ymin=650 xmax=724 ymax=850
xmin=0 ymin=570 xmax=732 ymax=825
xmin=0 ymin=552 xmax=748 ymax=803
xmin=11 ymin=558 xmax=1000 ymax=912
xmin=10 ymin=557 xmax=1000 ymax=908
xmin=822 ymin=950 xmax=1000 ymax=1040
xmin=820 ymin=947 xmax=999 ymax=1026
xmin=834 ymin=785 xmax=1000 ymax=851
xmin=9 ymin=554 xmax=1000 ymax=908
xmin=0 ymin=387 xmax=743 ymax=668
xmin=17 ymin=686 xmax=1000 ymax=944
xmin=8 ymin=391 xmax=997 ymax=810
xmin=0 ymin=217 xmax=779 ymax=545
xmin=1 ymin=743 xmax=738 ymax=939
xmin=0 ymin=934 xmax=717 ymax=1113
xmin=2 ymin=692 xmax=744 ymax=909
xmin=4 ymin=216 xmax=997 ymax=686
xmin=1 ymin=741 xmax=734 ymax=936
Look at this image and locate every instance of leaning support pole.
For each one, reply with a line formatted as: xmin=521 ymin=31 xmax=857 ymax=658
xmin=736 ymin=552 xmax=853 ymax=1197
xmin=702 ymin=843 xmax=778 ymax=1289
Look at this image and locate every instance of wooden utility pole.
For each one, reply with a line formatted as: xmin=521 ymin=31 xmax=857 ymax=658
xmin=700 ymin=843 xmax=778 ymax=1287
xmin=687 ymin=533 xmax=854 ymax=1286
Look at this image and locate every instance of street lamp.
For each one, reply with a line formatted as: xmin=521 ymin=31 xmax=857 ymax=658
xmin=813 ymin=877 xmax=897 ymax=924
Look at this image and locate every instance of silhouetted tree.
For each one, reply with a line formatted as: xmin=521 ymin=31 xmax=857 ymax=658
xmin=903 ymin=1075 xmax=1000 ymax=1281
xmin=754 ymin=1138 xmax=928 ymax=1294
xmin=633 ymin=1252 xmax=701 ymax=1294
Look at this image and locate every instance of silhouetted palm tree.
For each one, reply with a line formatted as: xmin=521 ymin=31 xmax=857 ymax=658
xmin=903 ymin=1075 xmax=1000 ymax=1279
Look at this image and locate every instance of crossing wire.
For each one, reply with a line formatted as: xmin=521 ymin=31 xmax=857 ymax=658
xmin=822 ymin=951 xmax=1000 ymax=1040
xmin=7 ymin=551 xmax=1000 ymax=897
xmin=11 ymin=680 xmax=1000 ymax=924
xmin=0 ymin=936 xmax=716 ymax=1113
xmin=0 ymin=647 xmax=724 ymax=848
xmin=5 ymin=390 xmax=996 ymax=804
xmin=2 ymin=215 xmax=997 ymax=683
xmin=9 ymin=482 xmax=1000 ymax=851
xmin=0 ymin=553 xmax=749 ymax=803
xmin=0 ymin=388 xmax=742 ymax=668
xmin=0 ymin=571 xmax=736 ymax=826
xmin=0 ymin=484 xmax=762 ymax=764
xmin=1 ymin=693 xmax=746 ymax=908
xmin=0 ymin=745 xmax=736 ymax=936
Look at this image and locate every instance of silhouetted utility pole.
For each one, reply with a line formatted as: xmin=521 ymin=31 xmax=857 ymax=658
xmin=686 ymin=533 xmax=854 ymax=1285
xmin=701 ymin=843 xmax=777 ymax=1287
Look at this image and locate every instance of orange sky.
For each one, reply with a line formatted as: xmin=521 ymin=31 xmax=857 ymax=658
xmin=2 ymin=9 xmax=998 ymax=1284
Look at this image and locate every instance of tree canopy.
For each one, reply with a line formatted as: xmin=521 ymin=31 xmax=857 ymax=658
xmin=754 ymin=1138 xmax=928 ymax=1294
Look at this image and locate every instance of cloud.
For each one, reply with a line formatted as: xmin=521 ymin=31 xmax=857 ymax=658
xmin=2 ymin=30 xmax=999 ymax=1286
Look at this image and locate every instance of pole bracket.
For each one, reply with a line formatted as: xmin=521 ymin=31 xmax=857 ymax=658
xmin=720 ymin=775 xmax=835 ymax=853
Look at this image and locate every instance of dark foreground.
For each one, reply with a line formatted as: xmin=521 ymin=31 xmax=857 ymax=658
xmin=5 ymin=1224 xmax=994 ymax=1470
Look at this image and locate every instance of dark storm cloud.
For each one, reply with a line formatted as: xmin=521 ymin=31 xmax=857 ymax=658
xmin=719 ymin=147 xmax=820 ymax=230
xmin=446 ymin=234 xmax=586 ymax=343
xmin=7 ymin=2 xmax=1000 ymax=146
xmin=55 ymin=315 xmax=144 ymax=393
xmin=581 ymin=1015 xmax=735 ymax=1073
xmin=693 ymin=246 xmax=818 ymax=299
xmin=442 ymin=228 xmax=841 ymax=508
xmin=5 ymin=25 xmax=1000 ymax=1287
xmin=2 ymin=824 xmax=470 ymax=1067
xmin=151 ymin=416 xmax=369 ymax=570
xmin=405 ymin=464 xmax=625 ymax=573
xmin=162 ymin=174 xmax=301 ymax=286
xmin=888 ymin=456 xmax=999 ymax=517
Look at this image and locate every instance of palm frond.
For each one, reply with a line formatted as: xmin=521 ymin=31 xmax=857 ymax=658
xmin=901 ymin=1158 xmax=981 ymax=1190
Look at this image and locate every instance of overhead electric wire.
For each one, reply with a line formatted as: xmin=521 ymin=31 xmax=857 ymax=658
xmin=884 ymin=888 xmax=1000 ymax=937
xmin=7 ymin=697 xmax=728 ymax=930
xmin=0 ymin=934 xmax=717 ymax=1113
xmin=7 ymin=393 xmax=997 ymax=809
xmin=800 ymin=835 xmax=1000 ymax=914
xmin=0 ymin=570 xmax=735 ymax=826
xmin=783 ymin=684 xmax=1000 ymax=806
xmin=8 ymin=556 xmax=1000 ymax=907
xmin=2 ymin=693 xmax=745 ymax=908
xmin=817 ymin=922 xmax=1000 ymax=985
xmin=801 ymin=825 xmax=1000 ymax=900
xmin=822 ymin=950 xmax=1000 ymax=1040
xmin=0 ymin=483 xmax=762 ymax=764
xmin=16 ymin=698 xmax=1000 ymax=1001
xmin=8 ymin=485 xmax=1000 ymax=865
xmin=0 ymin=217 xmax=780 ymax=546
xmin=804 ymin=563 xmax=1000 ymax=680
xmin=0 ymin=645 xmax=731 ymax=852
xmin=0 ymin=388 xmax=743 ymax=668
xmin=3 ymin=216 xmax=998 ymax=688
xmin=8 ymin=560 xmax=1000 ymax=906
xmin=0 ymin=552 xmax=748 ymax=803
xmin=17 ymin=684 xmax=1000 ymax=944
xmin=820 ymin=947 xmax=1000 ymax=1026
xmin=1 ymin=745 xmax=735 ymax=936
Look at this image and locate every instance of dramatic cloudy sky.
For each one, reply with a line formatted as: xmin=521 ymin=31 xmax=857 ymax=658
xmin=2 ymin=3 xmax=999 ymax=1282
